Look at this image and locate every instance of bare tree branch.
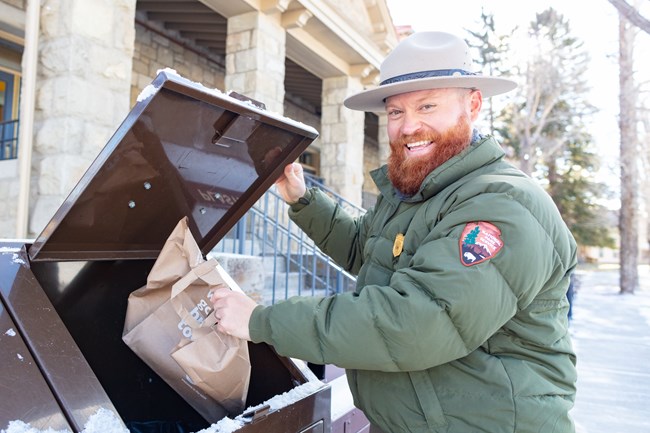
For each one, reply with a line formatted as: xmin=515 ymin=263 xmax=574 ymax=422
xmin=607 ymin=0 xmax=650 ymax=33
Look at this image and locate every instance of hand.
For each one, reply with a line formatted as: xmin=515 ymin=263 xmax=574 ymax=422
xmin=210 ymin=286 xmax=258 ymax=341
xmin=275 ymin=162 xmax=306 ymax=204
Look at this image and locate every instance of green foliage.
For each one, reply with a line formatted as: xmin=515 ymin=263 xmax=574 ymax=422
xmin=547 ymin=133 xmax=616 ymax=248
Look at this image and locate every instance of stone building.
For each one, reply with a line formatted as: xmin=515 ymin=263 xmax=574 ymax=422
xmin=0 ymin=0 xmax=398 ymax=239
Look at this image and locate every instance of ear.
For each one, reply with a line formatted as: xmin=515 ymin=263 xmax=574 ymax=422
xmin=469 ymin=90 xmax=483 ymax=122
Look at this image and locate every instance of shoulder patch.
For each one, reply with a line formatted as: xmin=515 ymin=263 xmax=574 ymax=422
xmin=459 ymin=222 xmax=504 ymax=266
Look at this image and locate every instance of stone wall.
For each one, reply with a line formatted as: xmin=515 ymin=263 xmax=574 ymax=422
xmin=225 ymin=11 xmax=286 ymax=114
xmin=362 ymin=138 xmax=379 ymax=205
xmin=320 ymin=76 xmax=365 ymax=205
xmin=27 ymin=0 xmax=136 ymax=236
xmin=1 ymin=0 xmax=392 ymax=238
xmin=131 ymin=18 xmax=225 ymax=105
xmin=0 ymin=160 xmax=19 ymax=236
xmin=283 ymin=98 xmax=321 ymax=156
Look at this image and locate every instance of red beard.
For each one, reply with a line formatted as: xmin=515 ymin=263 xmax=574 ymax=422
xmin=387 ymin=114 xmax=472 ymax=196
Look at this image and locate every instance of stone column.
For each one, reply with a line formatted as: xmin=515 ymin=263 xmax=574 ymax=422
xmin=225 ymin=11 xmax=286 ymax=114
xmin=378 ymin=113 xmax=391 ymax=164
xmin=29 ymin=0 xmax=136 ymax=235
xmin=320 ymin=76 xmax=365 ymax=205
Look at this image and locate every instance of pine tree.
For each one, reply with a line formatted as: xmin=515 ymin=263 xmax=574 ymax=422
xmin=466 ymin=9 xmax=514 ymax=140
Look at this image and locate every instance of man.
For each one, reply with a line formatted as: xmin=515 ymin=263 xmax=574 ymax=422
xmin=211 ymin=31 xmax=577 ymax=433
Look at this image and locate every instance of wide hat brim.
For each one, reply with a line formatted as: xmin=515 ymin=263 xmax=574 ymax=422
xmin=344 ymin=75 xmax=518 ymax=112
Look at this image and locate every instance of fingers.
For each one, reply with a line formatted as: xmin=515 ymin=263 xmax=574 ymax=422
xmin=281 ymin=162 xmax=303 ymax=183
xmin=208 ymin=287 xmax=255 ymax=341
xmin=288 ymin=162 xmax=303 ymax=179
xmin=275 ymin=163 xmax=306 ymax=204
xmin=275 ymin=162 xmax=300 ymax=184
xmin=209 ymin=285 xmax=231 ymax=301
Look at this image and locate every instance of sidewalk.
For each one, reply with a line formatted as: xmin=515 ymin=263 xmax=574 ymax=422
xmin=569 ymin=264 xmax=650 ymax=433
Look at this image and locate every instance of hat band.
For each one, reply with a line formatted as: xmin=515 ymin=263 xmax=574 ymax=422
xmin=380 ymin=69 xmax=477 ymax=86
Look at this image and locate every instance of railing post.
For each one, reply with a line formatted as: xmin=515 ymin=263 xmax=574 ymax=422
xmin=211 ymin=180 xmax=361 ymax=305
xmin=237 ymin=214 xmax=247 ymax=255
xmin=336 ymin=270 xmax=344 ymax=294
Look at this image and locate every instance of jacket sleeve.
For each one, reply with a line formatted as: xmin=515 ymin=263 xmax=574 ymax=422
xmin=287 ymin=187 xmax=374 ymax=275
xmin=250 ymin=186 xmax=574 ymax=372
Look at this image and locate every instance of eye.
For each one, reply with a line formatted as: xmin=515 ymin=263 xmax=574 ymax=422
xmin=387 ymin=108 xmax=403 ymax=118
xmin=420 ymin=103 xmax=436 ymax=112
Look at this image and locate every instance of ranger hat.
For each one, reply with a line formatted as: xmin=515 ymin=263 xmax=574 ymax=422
xmin=344 ymin=31 xmax=517 ymax=112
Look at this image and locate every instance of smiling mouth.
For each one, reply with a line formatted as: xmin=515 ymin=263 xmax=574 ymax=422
xmin=406 ymin=140 xmax=432 ymax=150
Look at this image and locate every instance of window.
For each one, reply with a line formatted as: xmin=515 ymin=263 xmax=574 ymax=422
xmin=0 ymin=69 xmax=20 ymax=160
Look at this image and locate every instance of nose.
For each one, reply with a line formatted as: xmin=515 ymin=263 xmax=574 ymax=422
xmin=400 ymin=112 xmax=422 ymax=136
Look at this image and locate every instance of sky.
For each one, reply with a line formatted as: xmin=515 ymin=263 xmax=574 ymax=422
xmin=385 ymin=0 xmax=650 ymax=190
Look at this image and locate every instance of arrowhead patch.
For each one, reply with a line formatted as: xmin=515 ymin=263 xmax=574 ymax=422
xmin=459 ymin=222 xmax=504 ymax=266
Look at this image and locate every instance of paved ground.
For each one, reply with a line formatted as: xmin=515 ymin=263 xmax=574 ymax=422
xmin=569 ymin=264 xmax=650 ymax=433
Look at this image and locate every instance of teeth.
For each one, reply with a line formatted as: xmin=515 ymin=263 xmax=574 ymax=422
xmin=406 ymin=140 xmax=430 ymax=149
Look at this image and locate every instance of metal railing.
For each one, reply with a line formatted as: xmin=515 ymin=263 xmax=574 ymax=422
xmin=0 ymin=119 xmax=19 ymax=160
xmin=212 ymin=173 xmax=367 ymax=305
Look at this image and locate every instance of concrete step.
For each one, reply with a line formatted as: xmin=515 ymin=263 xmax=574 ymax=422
xmin=207 ymin=251 xmax=267 ymax=304
xmin=209 ymin=250 xmax=344 ymax=305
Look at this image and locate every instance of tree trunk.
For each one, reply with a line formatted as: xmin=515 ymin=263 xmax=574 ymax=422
xmin=618 ymin=15 xmax=639 ymax=294
xmin=644 ymin=117 xmax=650 ymax=265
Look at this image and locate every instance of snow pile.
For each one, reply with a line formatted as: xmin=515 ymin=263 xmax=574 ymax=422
xmin=1 ymin=408 xmax=127 ymax=433
xmin=1 ymin=422 xmax=68 ymax=433
xmin=1 ymin=381 xmax=325 ymax=433
xmin=196 ymin=380 xmax=325 ymax=433
xmin=80 ymin=409 xmax=129 ymax=433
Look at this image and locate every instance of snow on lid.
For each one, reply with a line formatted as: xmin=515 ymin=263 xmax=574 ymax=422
xmin=1 ymin=408 xmax=128 ymax=433
xmin=0 ymin=247 xmax=20 ymax=253
xmin=196 ymin=379 xmax=325 ymax=433
xmin=135 ymin=68 xmax=318 ymax=137
xmin=136 ymin=84 xmax=158 ymax=102
xmin=0 ymin=247 xmax=26 ymax=265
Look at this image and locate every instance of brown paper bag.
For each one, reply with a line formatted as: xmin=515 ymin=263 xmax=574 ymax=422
xmin=122 ymin=217 xmax=251 ymax=422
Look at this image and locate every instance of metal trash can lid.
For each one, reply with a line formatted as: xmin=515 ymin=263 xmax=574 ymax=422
xmin=29 ymin=70 xmax=318 ymax=262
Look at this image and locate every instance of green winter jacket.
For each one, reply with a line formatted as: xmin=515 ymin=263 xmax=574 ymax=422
xmin=249 ymin=135 xmax=577 ymax=433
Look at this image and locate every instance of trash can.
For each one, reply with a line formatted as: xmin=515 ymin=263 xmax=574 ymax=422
xmin=0 ymin=71 xmax=331 ymax=433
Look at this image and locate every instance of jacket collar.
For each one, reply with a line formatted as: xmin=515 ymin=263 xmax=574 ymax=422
xmin=371 ymin=135 xmax=506 ymax=205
